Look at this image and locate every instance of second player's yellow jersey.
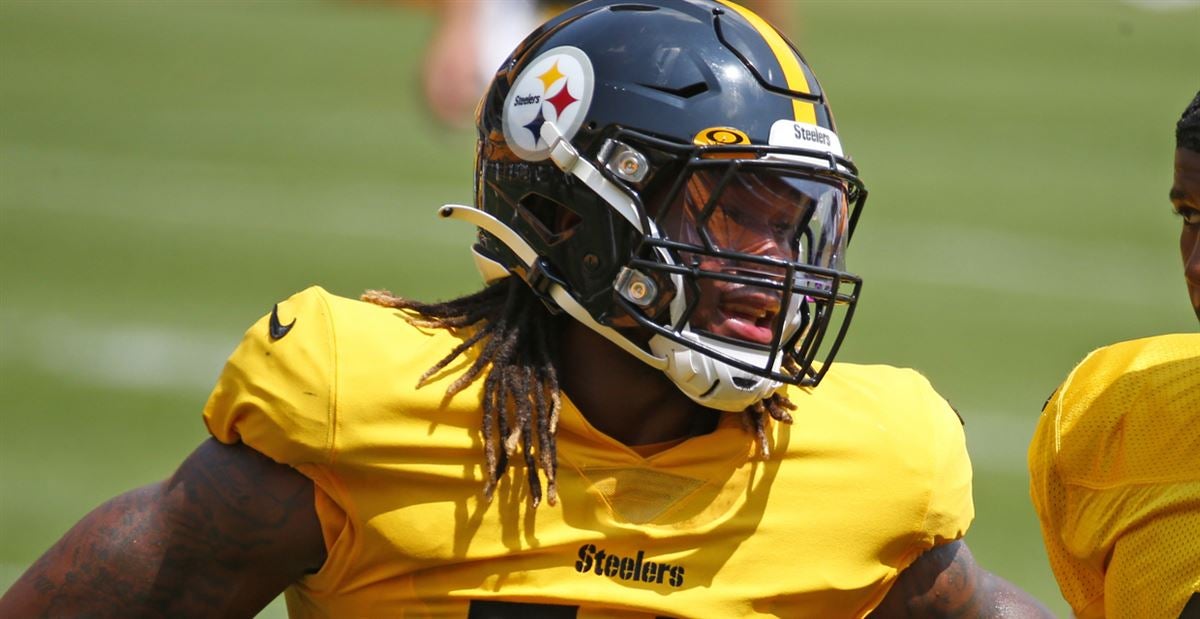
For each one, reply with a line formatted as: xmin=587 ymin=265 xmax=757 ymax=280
xmin=1029 ymin=333 xmax=1200 ymax=619
xmin=204 ymin=287 xmax=973 ymax=618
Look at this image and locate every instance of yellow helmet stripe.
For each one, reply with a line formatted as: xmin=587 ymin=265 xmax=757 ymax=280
xmin=715 ymin=0 xmax=816 ymax=124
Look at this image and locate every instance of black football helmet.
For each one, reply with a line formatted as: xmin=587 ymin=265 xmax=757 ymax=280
xmin=440 ymin=0 xmax=866 ymax=411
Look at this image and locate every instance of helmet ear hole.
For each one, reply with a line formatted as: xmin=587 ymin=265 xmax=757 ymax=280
xmin=517 ymin=192 xmax=582 ymax=246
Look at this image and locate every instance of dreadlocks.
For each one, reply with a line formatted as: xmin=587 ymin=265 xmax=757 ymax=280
xmin=363 ymin=278 xmax=797 ymax=507
xmin=1178 ymin=90 xmax=1200 ymax=153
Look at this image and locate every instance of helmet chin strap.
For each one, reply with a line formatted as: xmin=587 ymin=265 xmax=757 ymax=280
xmin=540 ymin=122 xmax=646 ymax=234
xmin=649 ymin=333 xmax=782 ymax=412
xmin=439 ymin=204 xmax=668 ymax=371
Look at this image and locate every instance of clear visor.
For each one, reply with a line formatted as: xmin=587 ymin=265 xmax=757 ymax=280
xmin=656 ymin=167 xmax=852 ymax=349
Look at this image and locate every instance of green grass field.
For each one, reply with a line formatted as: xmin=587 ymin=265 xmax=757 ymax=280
xmin=1 ymin=1 xmax=1196 ymax=616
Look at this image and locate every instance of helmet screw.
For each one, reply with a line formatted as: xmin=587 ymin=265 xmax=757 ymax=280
xmin=603 ymin=140 xmax=650 ymax=182
xmin=583 ymin=254 xmax=600 ymax=271
xmin=614 ymin=266 xmax=659 ymax=307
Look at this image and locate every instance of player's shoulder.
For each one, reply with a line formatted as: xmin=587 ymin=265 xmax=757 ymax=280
xmin=1072 ymin=332 xmax=1198 ymax=373
xmin=777 ymin=362 xmax=973 ymax=540
xmin=276 ymin=286 xmax=486 ymax=394
xmin=800 ymin=361 xmax=947 ymax=412
xmin=229 ymin=285 xmax=473 ymax=394
xmin=819 ymin=361 xmax=935 ymax=388
xmin=239 ymin=285 xmax=361 ymax=342
xmin=783 ymin=361 xmax=962 ymax=446
xmin=1047 ymin=333 xmax=1200 ymax=486
xmin=274 ymin=285 xmax=400 ymax=328
xmin=269 ymin=285 xmax=454 ymax=346
xmin=1055 ymin=333 xmax=1200 ymax=418
xmin=206 ymin=286 xmax=479 ymax=464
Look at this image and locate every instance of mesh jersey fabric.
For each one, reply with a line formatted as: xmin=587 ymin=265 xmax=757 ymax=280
xmin=1029 ymin=333 xmax=1200 ymax=619
xmin=204 ymin=286 xmax=974 ymax=618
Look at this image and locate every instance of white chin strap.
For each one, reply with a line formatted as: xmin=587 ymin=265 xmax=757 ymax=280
xmin=443 ymin=121 xmax=785 ymax=413
xmin=649 ymin=334 xmax=783 ymax=412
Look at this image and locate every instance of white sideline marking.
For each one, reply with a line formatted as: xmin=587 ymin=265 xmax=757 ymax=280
xmin=861 ymin=218 xmax=1175 ymax=308
xmin=1 ymin=142 xmax=468 ymax=245
xmin=0 ymin=310 xmax=236 ymax=392
xmin=1121 ymin=0 xmax=1200 ymax=10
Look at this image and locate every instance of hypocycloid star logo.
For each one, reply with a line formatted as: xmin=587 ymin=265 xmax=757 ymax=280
xmin=502 ymin=46 xmax=594 ymax=162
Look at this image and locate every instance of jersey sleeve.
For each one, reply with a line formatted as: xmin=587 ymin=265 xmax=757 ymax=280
xmin=915 ymin=375 xmax=974 ymax=549
xmin=1028 ymin=385 xmax=1107 ymax=617
xmin=203 ymin=286 xmax=337 ymax=467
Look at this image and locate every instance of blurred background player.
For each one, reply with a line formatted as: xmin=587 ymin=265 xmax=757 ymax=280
xmin=1028 ymin=91 xmax=1200 ymax=619
xmin=419 ymin=0 xmax=793 ymax=127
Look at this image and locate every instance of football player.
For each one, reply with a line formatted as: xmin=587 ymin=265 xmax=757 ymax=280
xmin=1028 ymin=90 xmax=1200 ymax=619
xmin=1 ymin=1 xmax=1051 ymax=616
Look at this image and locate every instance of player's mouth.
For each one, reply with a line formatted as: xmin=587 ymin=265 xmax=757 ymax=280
xmin=715 ymin=286 xmax=781 ymax=345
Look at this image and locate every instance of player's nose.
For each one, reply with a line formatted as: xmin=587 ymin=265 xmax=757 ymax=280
xmin=738 ymin=231 xmax=789 ymax=261
xmin=1185 ymin=231 xmax=1200 ymax=285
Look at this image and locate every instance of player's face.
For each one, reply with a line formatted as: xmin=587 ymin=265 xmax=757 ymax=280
xmin=659 ymin=170 xmax=848 ymax=346
xmin=1171 ymin=147 xmax=1200 ymax=322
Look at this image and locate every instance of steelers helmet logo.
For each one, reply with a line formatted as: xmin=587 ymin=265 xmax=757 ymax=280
xmin=502 ymin=46 xmax=594 ymax=162
xmin=693 ymin=127 xmax=750 ymax=146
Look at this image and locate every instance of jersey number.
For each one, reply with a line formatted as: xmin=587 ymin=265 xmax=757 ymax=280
xmin=467 ymin=600 xmax=578 ymax=618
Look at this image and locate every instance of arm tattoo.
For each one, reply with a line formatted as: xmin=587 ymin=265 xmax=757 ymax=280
xmin=0 ymin=439 xmax=325 ymax=618
xmin=869 ymin=541 xmax=1053 ymax=618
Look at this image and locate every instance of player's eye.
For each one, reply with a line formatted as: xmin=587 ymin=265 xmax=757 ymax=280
xmin=1176 ymin=206 xmax=1200 ymax=226
xmin=714 ymin=206 xmax=754 ymax=231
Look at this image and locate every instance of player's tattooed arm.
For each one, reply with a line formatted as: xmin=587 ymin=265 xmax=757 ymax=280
xmin=0 ymin=439 xmax=326 ymax=618
xmin=868 ymin=540 xmax=1054 ymax=618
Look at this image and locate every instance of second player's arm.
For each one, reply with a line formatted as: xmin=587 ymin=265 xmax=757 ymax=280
xmin=0 ymin=439 xmax=325 ymax=618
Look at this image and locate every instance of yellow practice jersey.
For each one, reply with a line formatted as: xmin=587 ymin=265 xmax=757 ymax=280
xmin=1029 ymin=334 xmax=1200 ymax=619
xmin=204 ymin=287 xmax=973 ymax=618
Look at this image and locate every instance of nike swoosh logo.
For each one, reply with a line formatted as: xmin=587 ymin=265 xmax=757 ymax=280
xmin=269 ymin=304 xmax=296 ymax=340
